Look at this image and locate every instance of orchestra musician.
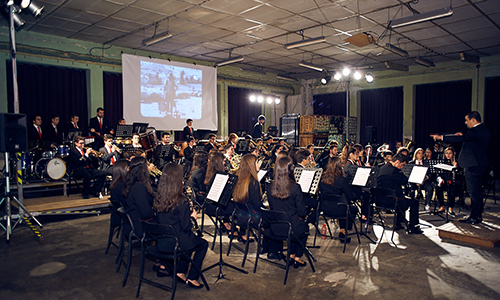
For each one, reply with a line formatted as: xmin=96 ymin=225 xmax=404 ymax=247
xmin=431 ymin=111 xmax=490 ymax=224
xmin=44 ymin=114 xmax=62 ymax=148
xmin=435 ymin=147 xmax=460 ymax=216
xmin=362 ymin=145 xmax=374 ymax=167
xmin=252 ymin=115 xmax=266 ymax=138
xmin=341 ymin=145 xmax=370 ymax=221
xmin=352 ymin=144 xmax=364 ymax=166
xmin=306 ymin=144 xmax=317 ymax=167
xmin=319 ymin=142 xmax=339 ymax=170
xmin=189 ymin=151 xmax=209 ymax=207
xmin=69 ymin=135 xmax=107 ymax=199
xmin=64 ymin=114 xmax=82 ymax=141
xmin=223 ymin=143 xmax=235 ymax=173
xmin=205 ymin=152 xmax=233 ymax=233
xmin=183 ymin=137 xmax=196 ymax=178
xmin=89 ymin=107 xmax=114 ymax=150
xmin=28 ymin=114 xmax=44 ymax=149
xmin=319 ymin=157 xmax=359 ymax=244
xmin=376 ymin=153 xmax=422 ymax=234
xmin=109 ymin=159 xmax=128 ymax=229
xmin=381 ymin=150 xmax=393 ymax=166
xmin=295 ymin=149 xmax=318 ymax=224
xmin=410 ymin=148 xmax=435 ymax=213
xmin=154 ymin=163 xmax=208 ymax=289
xmin=131 ymin=134 xmax=143 ymax=150
xmin=228 ymin=133 xmax=238 ymax=150
xmin=266 ymin=156 xmax=308 ymax=268
xmin=204 ymin=133 xmax=218 ymax=152
xmin=153 ymin=132 xmax=175 ymax=170
xmin=183 ymin=118 xmax=195 ymax=140
xmin=99 ymin=134 xmax=121 ymax=175
xmin=424 ymin=148 xmax=434 ymax=160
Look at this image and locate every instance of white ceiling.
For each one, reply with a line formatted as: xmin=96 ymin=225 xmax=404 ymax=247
xmin=3 ymin=0 xmax=500 ymax=79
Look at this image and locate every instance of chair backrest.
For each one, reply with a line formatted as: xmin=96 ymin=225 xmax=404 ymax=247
xmin=370 ymin=187 xmax=397 ymax=199
xmin=142 ymin=221 xmax=179 ymax=253
xmin=319 ymin=193 xmax=346 ymax=214
xmin=262 ymin=210 xmax=292 ymax=239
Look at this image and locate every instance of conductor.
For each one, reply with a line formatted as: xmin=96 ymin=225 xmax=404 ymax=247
xmin=431 ymin=111 xmax=490 ymax=224
xmin=252 ymin=115 xmax=266 ymax=138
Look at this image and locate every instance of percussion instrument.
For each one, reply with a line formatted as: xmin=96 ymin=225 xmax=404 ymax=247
xmin=42 ymin=150 xmax=55 ymax=159
xmin=139 ymin=129 xmax=158 ymax=152
xmin=20 ymin=151 xmax=34 ymax=177
xmin=35 ymin=157 xmax=66 ymax=180
xmin=57 ymin=145 xmax=70 ymax=157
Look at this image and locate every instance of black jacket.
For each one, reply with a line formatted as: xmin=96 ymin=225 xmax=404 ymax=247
xmin=443 ymin=123 xmax=490 ymax=169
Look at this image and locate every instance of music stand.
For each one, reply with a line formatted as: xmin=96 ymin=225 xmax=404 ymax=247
xmin=116 ymin=125 xmax=133 ymax=138
xmin=236 ymin=140 xmax=250 ymax=154
xmin=132 ymin=122 xmax=149 ymax=134
xmin=202 ymin=173 xmax=248 ymax=282
xmin=433 ymin=163 xmax=457 ymax=223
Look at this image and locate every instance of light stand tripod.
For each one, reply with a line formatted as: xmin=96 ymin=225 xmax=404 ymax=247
xmin=0 ymin=152 xmax=43 ymax=244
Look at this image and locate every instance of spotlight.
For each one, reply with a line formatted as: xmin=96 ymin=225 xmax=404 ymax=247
xmin=10 ymin=11 xmax=26 ymax=27
xmin=249 ymin=95 xmax=256 ymax=102
xmin=342 ymin=67 xmax=351 ymax=76
xmin=275 ymin=98 xmax=281 ymax=104
xmin=257 ymin=96 xmax=264 ymax=103
xmin=25 ymin=1 xmax=43 ymax=17
xmin=320 ymin=74 xmax=331 ymax=85
xmin=353 ymin=71 xmax=362 ymax=80
xmin=365 ymin=73 xmax=374 ymax=83
xmin=334 ymin=72 xmax=342 ymax=81
xmin=266 ymin=97 xmax=274 ymax=104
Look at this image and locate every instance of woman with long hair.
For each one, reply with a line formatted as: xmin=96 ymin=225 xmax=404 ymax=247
xmin=122 ymin=156 xmax=155 ymax=237
xmin=267 ymin=156 xmax=308 ymax=268
xmin=410 ymin=148 xmax=434 ymax=213
xmin=232 ymin=154 xmax=262 ymax=242
xmin=189 ymin=151 xmax=209 ymax=206
xmin=319 ymin=157 xmax=359 ymax=243
xmin=109 ymin=159 xmax=129 ymax=229
xmin=154 ymin=163 xmax=208 ymax=289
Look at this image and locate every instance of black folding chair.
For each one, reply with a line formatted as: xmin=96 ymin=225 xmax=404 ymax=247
xmin=115 ymin=207 xmax=141 ymax=287
xmin=105 ymin=197 xmax=122 ymax=255
xmin=370 ymin=187 xmax=408 ymax=246
xmin=227 ymin=201 xmax=258 ymax=267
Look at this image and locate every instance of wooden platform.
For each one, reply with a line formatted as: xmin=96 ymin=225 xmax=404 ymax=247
xmin=437 ymin=210 xmax=500 ymax=248
xmin=16 ymin=194 xmax=111 ymax=214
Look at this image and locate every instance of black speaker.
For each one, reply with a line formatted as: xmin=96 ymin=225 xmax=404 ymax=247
xmin=0 ymin=113 xmax=28 ymax=152
xmin=365 ymin=126 xmax=377 ymax=144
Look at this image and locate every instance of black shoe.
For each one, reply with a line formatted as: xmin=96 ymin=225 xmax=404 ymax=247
xmin=338 ymin=232 xmax=351 ymax=244
xmin=82 ymin=194 xmax=90 ymax=199
xmin=237 ymin=236 xmax=254 ymax=244
xmin=458 ymin=216 xmax=482 ymax=224
xmin=293 ymin=259 xmax=307 ymax=269
xmin=152 ymin=262 xmax=162 ymax=272
xmin=176 ymin=275 xmax=187 ymax=283
xmin=259 ymin=247 xmax=268 ymax=255
xmin=267 ymin=252 xmax=282 ymax=260
xmin=186 ymin=280 xmax=204 ymax=289
xmin=408 ymin=227 xmax=423 ymax=234
xmin=156 ymin=269 xmax=170 ymax=277
xmin=449 ymin=211 xmax=456 ymax=217
xmin=393 ymin=223 xmax=404 ymax=231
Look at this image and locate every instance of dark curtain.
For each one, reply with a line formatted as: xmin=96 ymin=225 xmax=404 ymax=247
xmin=414 ymin=80 xmax=471 ymax=150
xmin=103 ymin=72 xmax=123 ymax=130
xmin=313 ymin=92 xmax=346 ymax=116
xmin=228 ymin=86 xmax=263 ymax=135
xmin=7 ymin=61 xmax=89 ymax=135
xmin=485 ymin=76 xmax=500 ymax=178
xmin=359 ymin=87 xmax=404 ymax=147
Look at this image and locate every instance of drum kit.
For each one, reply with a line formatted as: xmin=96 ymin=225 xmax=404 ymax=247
xmin=20 ymin=144 xmax=69 ymax=181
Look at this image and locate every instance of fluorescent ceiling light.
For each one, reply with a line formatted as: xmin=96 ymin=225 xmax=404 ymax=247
xmin=215 ymin=56 xmax=244 ymax=67
xmin=276 ymin=74 xmax=297 ymax=82
xmin=389 ymin=7 xmax=453 ymax=28
xmin=240 ymin=67 xmax=266 ymax=74
xmin=383 ymin=43 xmax=409 ymax=58
xmin=460 ymin=52 xmax=479 ymax=63
xmin=285 ymin=36 xmax=326 ymax=49
xmin=142 ymin=31 xmax=172 ymax=46
xmin=384 ymin=61 xmax=409 ymax=72
xmin=299 ymin=61 xmax=324 ymax=72
xmin=415 ymin=57 xmax=435 ymax=67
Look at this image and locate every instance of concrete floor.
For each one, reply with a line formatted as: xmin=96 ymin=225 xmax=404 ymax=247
xmin=1 ymin=197 xmax=500 ymax=300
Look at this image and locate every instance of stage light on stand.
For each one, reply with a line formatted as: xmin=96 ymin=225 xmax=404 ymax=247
xmin=249 ymin=95 xmax=256 ymax=102
xmin=334 ymin=72 xmax=342 ymax=81
xmin=24 ymin=1 xmax=43 ymax=17
xmin=365 ymin=73 xmax=374 ymax=83
xmin=320 ymin=74 xmax=331 ymax=85
xmin=275 ymin=98 xmax=281 ymax=104
xmin=266 ymin=97 xmax=274 ymax=104
xmin=257 ymin=96 xmax=264 ymax=103
xmin=342 ymin=67 xmax=351 ymax=76
xmin=353 ymin=71 xmax=362 ymax=80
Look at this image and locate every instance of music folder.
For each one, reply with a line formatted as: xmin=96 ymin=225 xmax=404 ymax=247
xmin=294 ymin=167 xmax=323 ymax=195
xmin=408 ymin=166 xmax=428 ymax=184
xmin=434 ymin=163 xmax=455 ymax=172
xmin=257 ymin=170 xmax=268 ymax=182
xmin=206 ymin=172 xmax=238 ymax=206
xmin=351 ymin=167 xmax=371 ymax=187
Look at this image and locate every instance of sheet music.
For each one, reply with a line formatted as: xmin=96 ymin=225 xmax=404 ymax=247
xmin=257 ymin=170 xmax=268 ymax=181
xmin=408 ymin=166 xmax=428 ymax=184
xmin=352 ymin=167 xmax=371 ymax=186
xmin=206 ymin=174 xmax=229 ymax=203
xmin=298 ymin=170 xmax=316 ymax=193
xmin=434 ymin=163 xmax=455 ymax=172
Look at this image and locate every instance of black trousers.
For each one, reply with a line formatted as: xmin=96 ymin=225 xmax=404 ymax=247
xmin=73 ymin=168 xmax=106 ymax=196
xmin=465 ymin=165 xmax=487 ymax=219
xmin=179 ymin=238 xmax=208 ymax=281
xmin=376 ymin=197 xmax=419 ymax=228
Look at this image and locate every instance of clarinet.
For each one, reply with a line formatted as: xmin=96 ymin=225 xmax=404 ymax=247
xmin=184 ymin=186 xmax=203 ymax=237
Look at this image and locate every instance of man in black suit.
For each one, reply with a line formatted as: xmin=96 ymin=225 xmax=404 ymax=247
xmin=183 ymin=119 xmax=195 ymax=140
xmin=44 ymin=114 xmax=62 ymax=147
xmin=69 ymin=135 xmax=107 ymax=199
xmin=252 ymin=115 xmax=266 ymax=138
xmin=153 ymin=132 xmax=175 ymax=170
xmin=376 ymin=153 xmax=422 ymax=234
xmin=89 ymin=107 xmax=114 ymax=150
xmin=204 ymin=133 xmax=218 ymax=153
xmin=183 ymin=137 xmax=196 ymax=178
xmin=431 ymin=111 xmax=490 ymax=224
xmin=64 ymin=114 xmax=82 ymax=142
xmin=99 ymin=134 xmax=121 ymax=175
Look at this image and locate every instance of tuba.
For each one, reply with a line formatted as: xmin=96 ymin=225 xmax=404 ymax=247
xmin=404 ymin=138 xmax=415 ymax=151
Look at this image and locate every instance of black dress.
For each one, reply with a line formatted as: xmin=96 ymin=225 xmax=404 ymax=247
xmin=123 ymin=182 xmax=154 ymax=237
xmin=319 ymin=177 xmax=358 ymax=230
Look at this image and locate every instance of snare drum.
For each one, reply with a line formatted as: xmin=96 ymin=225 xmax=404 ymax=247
xmin=20 ymin=152 xmax=34 ymax=178
xmin=42 ymin=151 xmax=55 ymax=159
xmin=35 ymin=157 xmax=67 ymax=180
xmin=57 ymin=145 xmax=70 ymax=157
xmin=139 ymin=129 xmax=158 ymax=152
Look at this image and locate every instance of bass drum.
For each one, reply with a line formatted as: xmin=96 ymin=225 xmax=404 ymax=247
xmin=35 ymin=158 xmax=67 ymax=180
xmin=139 ymin=129 xmax=158 ymax=152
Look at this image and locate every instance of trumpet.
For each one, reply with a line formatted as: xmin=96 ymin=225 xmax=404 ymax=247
xmin=83 ymin=147 xmax=104 ymax=157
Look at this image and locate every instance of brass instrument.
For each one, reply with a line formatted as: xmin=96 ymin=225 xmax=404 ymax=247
xmin=83 ymin=147 xmax=104 ymax=157
xmin=170 ymin=142 xmax=181 ymax=152
xmin=377 ymin=144 xmax=389 ymax=153
xmin=230 ymin=153 xmax=242 ymax=172
xmin=149 ymin=164 xmax=162 ymax=177
xmin=404 ymin=138 xmax=415 ymax=151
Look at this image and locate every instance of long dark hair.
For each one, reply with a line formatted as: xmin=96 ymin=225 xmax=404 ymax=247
xmin=205 ymin=152 xmax=225 ymax=185
xmin=192 ymin=151 xmax=208 ymax=172
xmin=122 ymin=156 xmax=153 ymax=197
xmin=154 ymin=163 xmax=186 ymax=213
xmin=271 ymin=156 xmax=295 ymax=199
xmin=233 ymin=154 xmax=261 ymax=203
xmin=321 ymin=157 xmax=344 ymax=186
xmin=110 ymin=159 xmax=128 ymax=190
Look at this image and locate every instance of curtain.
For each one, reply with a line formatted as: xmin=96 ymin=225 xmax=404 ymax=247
xmin=313 ymin=92 xmax=346 ymax=116
xmin=7 ymin=61 xmax=89 ymax=135
xmin=485 ymin=76 xmax=500 ymax=178
xmin=228 ymin=86 xmax=263 ymax=136
xmin=359 ymin=87 xmax=404 ymax=147
xmin=414 ymin=80 xmax=471 ymax=150
xmin=103 ymin=72 xmax=123 ymax=130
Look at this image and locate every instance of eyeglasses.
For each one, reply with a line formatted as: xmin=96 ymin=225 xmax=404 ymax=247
xmin=77 ymin=142 xmax=85 ymax=144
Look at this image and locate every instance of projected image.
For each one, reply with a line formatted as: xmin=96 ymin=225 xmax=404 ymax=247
xmin=140 ymin=61 xmax=202 ymax=119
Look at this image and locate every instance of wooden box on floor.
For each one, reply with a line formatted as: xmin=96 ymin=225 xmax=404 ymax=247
xmin=299 ymin=134 xmax=313 ymax=147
